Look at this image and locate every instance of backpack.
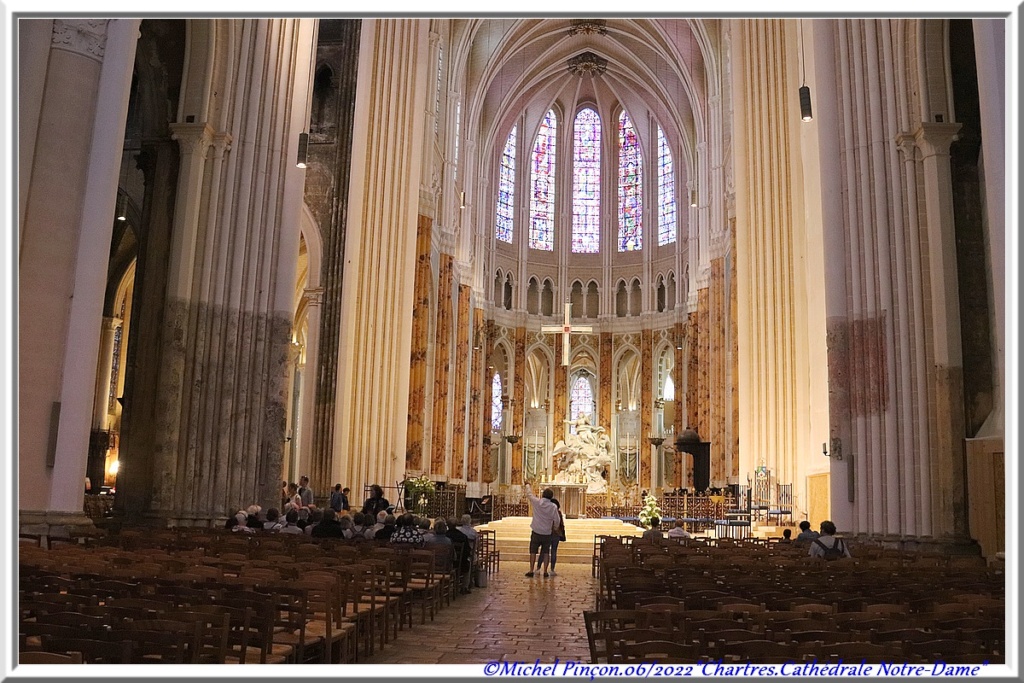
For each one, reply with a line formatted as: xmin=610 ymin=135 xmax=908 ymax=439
xmin=814 ymin=538 xmax=845 ymax=561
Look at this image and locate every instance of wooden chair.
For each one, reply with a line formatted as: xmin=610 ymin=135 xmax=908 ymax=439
xmin=39 ymin=636 xmax=133 ymax=664
xmin=617 ymin=640 xmax=701 ymax=663
xmin=720 ymin=639 xmax=797 ymax=664
xmin=583 ymin=610 xmax=652 ymax=663
xmin=603 ymin=629 xmax=679 ymax=663
xmin=18 ymin=651 xmax=83 ymax=664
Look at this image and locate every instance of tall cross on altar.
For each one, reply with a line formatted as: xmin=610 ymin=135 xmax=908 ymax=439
xmin=541 ymin=301 xmax=592 ymax=366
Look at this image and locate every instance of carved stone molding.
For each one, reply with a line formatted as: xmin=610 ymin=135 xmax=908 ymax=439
xmin=567 ymin=51 xmax=608 ymax=77
xmin=303 ymin=287 xmax=325 ymax=306
xmin=567 ymin=20 xmax=608 ymax=36
xmin=51 ymin=19 xmax=109 ymax=62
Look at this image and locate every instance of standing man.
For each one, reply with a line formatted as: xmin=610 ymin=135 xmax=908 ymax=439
xmin=524 ymin=484 xmax=560 ymax=578
xmin=298 ymin=475 xmax=315 ymax=508
xmin=329 ymin=484 xmax=344 ymax=512
xmin=341 ymin=487 xmax=352 ymax=511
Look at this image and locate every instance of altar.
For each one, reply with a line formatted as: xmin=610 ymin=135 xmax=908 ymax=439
xmin=539 ymin=483 xmax=587 ymax=518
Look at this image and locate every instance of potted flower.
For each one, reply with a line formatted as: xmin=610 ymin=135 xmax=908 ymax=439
xmin=638 ymin=493 xmax=663 ymax=529
xmin=404 ymin=474 xmax=435 ymax=515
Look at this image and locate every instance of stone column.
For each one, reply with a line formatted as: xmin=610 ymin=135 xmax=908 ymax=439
xmin=300 ymin=287 xmax=324 ymax=487
xmin=333 ymin=18 xmax=429 ymax=498
xmin=27 ymin=20 xmax=140 ymax=526
xmin=482 ymin=319 xmax=498 ymax=484
xmin=914 ymin=122 xmax=968 ymax=539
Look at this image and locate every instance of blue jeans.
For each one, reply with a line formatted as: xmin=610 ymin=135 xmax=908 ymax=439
xmin=540 ymin=537 xmax=560 ymax=569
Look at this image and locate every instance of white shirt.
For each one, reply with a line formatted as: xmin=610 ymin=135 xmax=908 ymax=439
xmin=809 ymin=534 xmax=851 ymax=559
xmin=526 ymin=490 xmax=562 ymax=535
xmin=667 ymin=526 xmax=691 ymax=539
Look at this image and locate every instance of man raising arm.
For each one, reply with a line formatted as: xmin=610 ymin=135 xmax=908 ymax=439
xmin=524 ymin=484 xmax=561 ymax=578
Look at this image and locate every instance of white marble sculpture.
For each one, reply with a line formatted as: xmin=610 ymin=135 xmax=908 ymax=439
xmin=552 ymin=414 xmax=614 ymax=494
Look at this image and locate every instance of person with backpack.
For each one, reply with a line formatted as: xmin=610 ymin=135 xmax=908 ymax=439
xmin=809 ymin=520 xmax=851 ymax=560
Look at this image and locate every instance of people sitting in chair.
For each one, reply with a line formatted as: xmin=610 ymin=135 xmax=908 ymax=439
xmin=374 ymin=514 xmax=397 ymax=540
xmin=277 ymin=509 xmax=302 ymax=534
xmin=667 ymin=519 xmax=692 ymax=540
xmin=389 ymin=513 xmax=425 ymax=547
xmin=794 ymin=520 xmax=820 ymax=545
xmin=311 ymin=508 xmax=344 ymax=538
xmin=641 ymin=518 xmax=665 ymax=544
xmin=779 ymin=528 xmax=793 ymax=543
xmin=808 ymin=520 xmax=851 ymax=560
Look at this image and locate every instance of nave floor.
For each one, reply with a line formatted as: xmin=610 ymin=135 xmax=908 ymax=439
xmin=362 ymin=561 xmax=595 ymax=664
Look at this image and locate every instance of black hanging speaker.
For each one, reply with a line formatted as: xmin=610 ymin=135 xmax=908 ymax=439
xmin=799 ymin=85 xmax=813 ymax=122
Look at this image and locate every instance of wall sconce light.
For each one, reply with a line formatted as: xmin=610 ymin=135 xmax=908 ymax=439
xmin=296 ymin=132 xmax=309 ymax=168
xmin=822 ymin=438 xmax=842 ymax=460
xmin=799 ymin=85 xmax=813 ymax=122
xmin=689 ymin=190 xmax=698 ymax=207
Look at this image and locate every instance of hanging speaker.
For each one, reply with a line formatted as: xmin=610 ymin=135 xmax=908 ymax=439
xmin=799 ymin=85 xmax=813 ymax=122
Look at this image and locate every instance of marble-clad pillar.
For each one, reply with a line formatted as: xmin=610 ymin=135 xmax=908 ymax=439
xmin=406 ymin=213 xmax=433 ymax=472
xmin=482 ymin=319 xmax=498 ymax=484
xmin=430 ymin=253 xmax=455 ymax=475
xmin=710 ymin=257 xmax=726 ymax=485
xmin=511 ymin=325 xmax=527 ymax=484
xmin=697 ymin=289 xmax=710 ymax=452
xmin=468 ymin=307 xmax=485 ymax=482
xmin=554 ymin=336 xmax=567 ymax=435
xmin=599 ymin=333 xmax=613 ymax=433
xmin=685 ymin=312 xmax=699 ymax=434
xmin=451 ymin=284 xmax=472 ymax=480
xmin=640 ymin=328 xmax=653 ymax=489
xmin=673 ymin=320 xmax=685 ymax=489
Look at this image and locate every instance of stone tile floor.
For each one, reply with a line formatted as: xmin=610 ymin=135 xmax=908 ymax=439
xmin=362 ymin=561 xmax=598 ymax=664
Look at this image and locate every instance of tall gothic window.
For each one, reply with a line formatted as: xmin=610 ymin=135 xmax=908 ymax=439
xmin=454 ymin=100 xmax=461 ymax=181
xmin=572 ymin=108 xmax=601 ymax=253
xmin=495 ymin=125 xmax=516 ymax=243
xmin=529 ymin=109 xmax=557 ymax=251
xmin=657 ymin=126 xmax=676 ymax=246
xmin=491 ymin=373 xmax=504 ymax=431
xmin=569 ymin=375 xmax=594 ymax=428
xmin=618 ymin=110 xmax=642 ymax=251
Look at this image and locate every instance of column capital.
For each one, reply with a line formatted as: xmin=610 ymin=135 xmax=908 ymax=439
xmin=101 ymin=316 xmax=122 ymax=331
xmin=913 ymin=122 xmax=963 ymax=160
xmin=894 ymin=132 xmax=918 ymax=160
xmin=303 ymin=286 xmax=325 ymax=305
xmin=51 ymin=19 xmax=109 ymax=62
xmin=169 ymin=122 xmax=215 ymax=158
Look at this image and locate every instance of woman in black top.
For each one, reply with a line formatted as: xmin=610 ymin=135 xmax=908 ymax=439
xmin=361 ymin=484 xmax=391 ymax=516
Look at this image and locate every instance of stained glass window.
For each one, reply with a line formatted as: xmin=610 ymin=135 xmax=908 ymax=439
xmin=434 ymin=46 xmax=444 ymax=134
xmin=529 ymin=109 xmax=557 ymax=251
xmin=572 ymin=108 xmax=601 ymax=253
xmin=108 ymin=297 xmax=126 ymax=412
xmin=491 ymin=373 xmax=504 ymax=431
xmin=663 ymin=374 xmax=675 ymax=401
xmin=495 ymin=125 xmax=516 ymax=243
xmin=618 ymin=110 xmax=643 ymax=251
xmin=569 ymin=375 xmax=594 ymax=430
xmin=657 ymin=126 xmax=676 ymax=246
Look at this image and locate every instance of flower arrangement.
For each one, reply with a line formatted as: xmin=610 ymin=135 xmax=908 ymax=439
xmin=404 ymin=474 xmax=435 ymax=497
xmin=638 ymin=493 xmax=663 ymax=528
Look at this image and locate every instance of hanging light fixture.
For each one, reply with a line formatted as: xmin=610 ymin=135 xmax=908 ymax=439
xmin=689 ymin=190 xmax=698 ymax=208
xmin=115 ymin=153 xmax=128 ymax=221
xmin=296 ymin=132 xmax=309 ymax=168
xmin=798 ymin=20 xmax=813 ymax=122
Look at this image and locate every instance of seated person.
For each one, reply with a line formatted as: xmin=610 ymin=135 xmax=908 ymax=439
xmin=263 ymin=507 xmax=283 ymax=531
xmin=641 ymin=517 xmax=665 ymax=544
xmin=390 ymin=513 xmax=425 ymax=547
xmin=667 ymin=519 xmax=692 ymax=540
xmin=808 ymin=520 xmax=851 ymax=560
xmin=311 ymin=508 xmax=343 ymax=538
xmin=794 ymin=520 xmax=819 ymax=545
xmin=277 ymin=509 xmax=303 ymax=534
xmin=778 ymin=528 xmax=793 ymax=543
xmin=374 ymin=514 xmax=397 ymax=540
